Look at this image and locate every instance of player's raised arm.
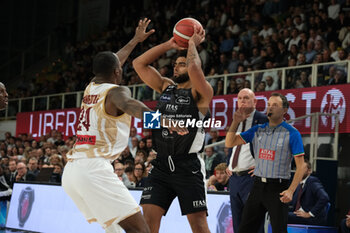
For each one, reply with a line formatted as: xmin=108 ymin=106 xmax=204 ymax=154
xmin=116 ymin=18 xmax=155 ymax=66
xmin=186 ymin=26 xmax=213 ymax=104
xmin=133 ymin=38 xmax=183 ymax=93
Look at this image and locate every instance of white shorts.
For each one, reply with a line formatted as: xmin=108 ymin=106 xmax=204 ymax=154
xmin=62 ymin=158 xmax=140 ymax=229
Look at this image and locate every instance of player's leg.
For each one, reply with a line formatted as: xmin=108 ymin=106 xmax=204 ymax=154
xmin=187 ymin=211 xmax=210 ymax=233
xmin=140 ymin=165 xmax=175 ymax=233
xmin=176 ymin=156 xmax=210 ymax=233
xmin=117 ymin=211 xmax=150 ymax=233
xmin=77 ymin=159 xmax=145 ymax=231
xmin=62 ymin=161 xmax=96 ymax=223
xmin=141 ymin=204 xmax=165 ymax=233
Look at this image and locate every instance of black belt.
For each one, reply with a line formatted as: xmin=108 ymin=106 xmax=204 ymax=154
xmin=232 ymin=170 xmax=250 ymax=176
xmin=255 ymin=176 xmax=289 ymax=184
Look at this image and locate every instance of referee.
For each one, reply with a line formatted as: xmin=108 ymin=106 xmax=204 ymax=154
xmin=226 ymin=92 xmax=307 ymax=233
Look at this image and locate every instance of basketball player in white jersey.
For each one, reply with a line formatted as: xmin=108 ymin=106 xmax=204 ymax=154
xmin=62 ymin=18 xmax=186 ymax=233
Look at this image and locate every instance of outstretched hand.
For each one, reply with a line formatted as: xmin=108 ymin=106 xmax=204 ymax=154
xmin=134 ymin=18 xmax=155 ymax=43
xmin=188 ymin=26 xmax=205 ymax=47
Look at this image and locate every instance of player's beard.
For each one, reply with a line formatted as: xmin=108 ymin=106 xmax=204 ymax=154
xmin=173 ymin=73 xmax=189 ymax=84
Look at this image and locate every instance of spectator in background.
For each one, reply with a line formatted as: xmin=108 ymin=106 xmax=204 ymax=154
xmin=220 ymin=30 xmax=235 ymax=53
xmin=207 ymin=128 xmax=225 ymax=153
xmin=128 ymin=126 xmax=141 ymax=150
xmin=262 ymin=60 xmax=279 ymax=88
xmin=207 ymin=163 xmax=229 ymax=191
xmin=51 ymin=163 xmax=63 ymax=183
xmin=114 ymin=162 xmax=135 ymax=188
xmin=328 ymin=69 xmax=346 ymax=85
xmin=288 ymin=160 xmax=329 ymax=225
xmin=134 ymin=162 xmax=147 ymax=187
xmin=125 ymin=166 xmax=136 ymax=187
xmin=145 ymin=137 xmax=152 ymax=154
xmin=204 ymin=147 xmax=225 ymax=179
xmin=227 ymin=79 xmax=238 ymax=94
xmin=0 ymin=82 xmax=8 ymax=110
xmin=11 ymin=162 xmax=36 ymax=185
xmin=305 ymin=41 xmax=317 ymax=63
xmin=265 ymin=76 xmax=279 ymax=91
xmin=340 ymin=209 xmax=350 ymax=233
xmin=0 ymin=166 xmax=12 ymax=201
xmin=54 ymin=132 xmax=65 ymax=147
xmin=7 ymin=160 xmax=17 ymax=182
xmin=118 ymin=147 xmax=134 ymax=164
xmin=214 ymin=79 xmax=224 ymax=96
xmin=288 ymin=28 xmax=301 ymax=51
xmin=328 ymin=0 xmax=340 ymax=20
xmin=275 ymin=41 xmax=289 ymax=67
xmin=130 ymin=137 xmax=139 ymax=158
xmin=294 ymin=15 xmax=306 ymax=32
xmin=27 ymin=157 xmax=40 ymax=177
xmin=259 ymin=22 xmax=273 ymax=39
xmin=218 ymin=54 xmax=230 ymax=74
xmin=256 ymin=81 xmax=266 ymax=92
xmin=295 ymin=71 xmax=311 ymax=88
xmin=338 ymin=49 xmax=347 ymax=61
xmin=138 ymin=138 xmax=147 ymax=152
xmin=228 ymin=50 xmax=239 ymax=73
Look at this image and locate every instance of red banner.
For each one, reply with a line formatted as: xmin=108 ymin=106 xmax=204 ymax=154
xmin=16 ymin=108 xmax=81 ymax=140
xmin=16 ymin=84 xmax=350 ymax=140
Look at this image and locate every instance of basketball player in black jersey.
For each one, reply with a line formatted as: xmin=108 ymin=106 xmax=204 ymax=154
xmin=133 ymin=26 xmax=212 ymax=233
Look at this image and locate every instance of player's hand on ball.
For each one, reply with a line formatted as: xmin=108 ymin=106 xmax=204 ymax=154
xmin=188 ymin=26 xmax=205 ymax=47
xmin=134 ymin=18 xmax=155 ymax=43
xmin=168 ymin=37 xmax=186 ymax=50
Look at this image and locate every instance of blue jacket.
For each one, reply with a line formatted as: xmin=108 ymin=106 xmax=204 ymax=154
xmin=227 ymin=110 xmax=268 ymax=164
xmin=290 ymin=175 xmax=329 ymax=224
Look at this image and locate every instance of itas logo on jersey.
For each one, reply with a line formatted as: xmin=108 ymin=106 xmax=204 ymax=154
xmin=193 ymin=200 xmax=206 ymax=208
xmin=143 ymin=110 xmax=161 ymax=129
xmin=258 ymin=149 xmax=275 ymax=161
xmin=165 ymin=104 xmax=178 ymax=112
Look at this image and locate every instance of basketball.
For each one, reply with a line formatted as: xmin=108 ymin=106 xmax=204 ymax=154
xmin=173 ymin=18 xmax=203 ymax=48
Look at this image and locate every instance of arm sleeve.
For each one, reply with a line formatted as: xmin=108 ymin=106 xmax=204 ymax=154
xmin=289 ymin=129 xmax=305 ymax=157
xmin=240 ymin=125 xmax=259 ymax=144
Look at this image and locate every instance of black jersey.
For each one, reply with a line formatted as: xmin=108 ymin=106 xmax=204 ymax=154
xmin=152 ymin=85 xmax=209 ymax=158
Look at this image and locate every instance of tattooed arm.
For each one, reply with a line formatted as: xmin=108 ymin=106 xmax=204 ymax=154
xmin=187 ymin=27 xmax=213 ymax=111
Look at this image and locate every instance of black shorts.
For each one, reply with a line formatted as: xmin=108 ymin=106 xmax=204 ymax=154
xmin=140 ymin=155 xmax=207 ymax=215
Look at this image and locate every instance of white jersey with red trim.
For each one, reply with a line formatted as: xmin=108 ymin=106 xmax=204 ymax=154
xmin=67 ymin=82 xmax=131 ymax=161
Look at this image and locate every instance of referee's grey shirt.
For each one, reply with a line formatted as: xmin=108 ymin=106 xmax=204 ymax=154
xmin=240 ymin=121 xmax=304 ymax=179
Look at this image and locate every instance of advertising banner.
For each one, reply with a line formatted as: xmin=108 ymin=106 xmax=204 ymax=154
xmin=6 ymin=183 xmax=231 ymax=233
xmin=16 ymin=84 xmax=350 ymax=139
